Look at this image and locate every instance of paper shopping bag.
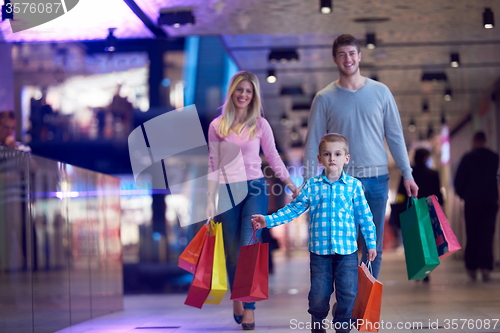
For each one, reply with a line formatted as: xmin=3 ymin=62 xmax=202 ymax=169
xmin=353 ymin=262 xmax=383 ymax=332
xmin=426 ymin=195 xmax=461 ymax=259
xmin=230 ymin=241 xmax=269 ymax=302
xmin=204 ymin=222 xmax=228 ymax=305
xmin=399 ymin=197 xmax=440 ymax=280
xmin=184 ymin=233 xmax=215 ymax=309
xmin=178 ymin=223 xmax=209 ymax=273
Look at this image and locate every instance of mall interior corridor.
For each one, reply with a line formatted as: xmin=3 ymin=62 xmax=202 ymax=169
xmin=55 ymin=249 xmax=500 ymax=333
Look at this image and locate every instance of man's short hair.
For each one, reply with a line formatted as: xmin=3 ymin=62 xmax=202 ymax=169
xmin=318 ymin=133 xmax=349 ymax=154
xmin=332 ymin=34 xmax=360 ymax=58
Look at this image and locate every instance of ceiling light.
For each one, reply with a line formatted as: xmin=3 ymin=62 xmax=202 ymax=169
xmin=320 ymin=0 xmax=332 ymax=14
xmin=422 ymin=100 xmax=429 ymax=113
xmin=301 ymin=117 xmax=308 ymax=128
xmin=280 ymin=113 xmax=290 ymax=126
xmin=450 ymin=53 xmax=460 ymax=68
xmin=105 ymin=28 xmax=117 ymax=52
xmin=1 ymin=0 xmax=13 ymax=21
xmin=427 ymin=122 xmax=434 ymax=139
xmin=290 ymin=126 xmax=303 ymax=148
xmin=366 ymin=33 xmax=376 ymax=49
xmin=408 ymin=117 xmax=416 ymax=132
xmin=158 ymin=9 xmax=195 ymax=27
xmin=483 ymin=7 xmax=494 ymax=29
xmin=266 ymin=69 xmax=277 ymax=83
xmin=444 ymin=88 xmax=452 ymax=101
xmin=268 ymin=49 xmax=299 ymax=63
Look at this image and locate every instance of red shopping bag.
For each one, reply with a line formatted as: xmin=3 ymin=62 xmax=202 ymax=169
xmin=230 ymin=232 xmax=269 ymax=302
xmin=352 ymin=262 xmax=383 ymax=332
xmin=178 ymin=222 xmax=209 ymax=273
xmin=184 ymin=233 xmax=215 ymax=309
xmin=426 ymin=195 xmax=461 ymax=259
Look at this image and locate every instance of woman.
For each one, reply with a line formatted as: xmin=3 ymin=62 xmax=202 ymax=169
xmin=206 ymin=71 xmax=298 ymax=330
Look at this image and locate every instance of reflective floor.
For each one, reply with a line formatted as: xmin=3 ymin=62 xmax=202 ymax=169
xmin=56 ymin=249 xmax=500 ymax=333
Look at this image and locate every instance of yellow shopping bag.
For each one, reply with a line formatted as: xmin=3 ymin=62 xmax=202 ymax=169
xmin=204 ymin=221 xmax=228 ymax=304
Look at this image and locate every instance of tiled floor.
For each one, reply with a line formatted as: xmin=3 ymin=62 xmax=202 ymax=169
xmin=56 ymin=249 xmax=500 ymax=333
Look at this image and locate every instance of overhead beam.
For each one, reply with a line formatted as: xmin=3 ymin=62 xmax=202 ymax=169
xmin=123 ymin=0 xmax=168 ymax=38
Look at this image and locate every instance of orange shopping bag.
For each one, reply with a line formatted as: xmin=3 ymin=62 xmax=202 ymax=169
xmin=178 ymin=221 xmax=209 ymax=273
xmin=352 ymin=262 xmax=383 ymax=332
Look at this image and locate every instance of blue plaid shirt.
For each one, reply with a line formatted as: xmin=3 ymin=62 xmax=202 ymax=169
xmin=265 ymin=171 xmax=376 ymax=255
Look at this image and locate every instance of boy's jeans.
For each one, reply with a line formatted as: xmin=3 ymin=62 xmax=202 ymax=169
xmin=217 ymin=177 xmax=268 ymax=310
xmin=308 ymin=252 xmax=358 ymax=333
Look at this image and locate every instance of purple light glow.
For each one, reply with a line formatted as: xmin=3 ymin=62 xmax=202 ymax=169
xmin=0 ymin=0 xmax=154 ymax=42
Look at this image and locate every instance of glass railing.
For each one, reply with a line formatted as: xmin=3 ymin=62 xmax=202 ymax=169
xmin=0 ymin=147 xmax=122 ymax=333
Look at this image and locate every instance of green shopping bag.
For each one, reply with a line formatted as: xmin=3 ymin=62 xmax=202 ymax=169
xmin=399 ymin=197 xmax=440 ymax=280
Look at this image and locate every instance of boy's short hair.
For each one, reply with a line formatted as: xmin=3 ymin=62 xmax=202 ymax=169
xmin=318 ymin=133 xmax=349 ymax=154
xmin=332 ymin=34 xmax=360 ymax=58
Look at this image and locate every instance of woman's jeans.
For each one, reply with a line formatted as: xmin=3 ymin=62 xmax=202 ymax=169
xmin=308 ymin=252 xmax=358 ymax=333
xmin=356 ymin=174 xmax=389 ymax=279
xmin=217 ymin=177 xmax=268 ymax=310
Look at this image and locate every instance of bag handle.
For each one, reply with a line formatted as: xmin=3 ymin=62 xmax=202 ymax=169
xmin=365 ymin=260 xmax=374 ymax=276
xmin=247 ymin=228 xmax=259 ymax=245
xmin=406 ymin=196 xmax=417 ymax=209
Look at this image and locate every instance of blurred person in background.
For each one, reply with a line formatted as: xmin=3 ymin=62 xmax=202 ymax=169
xmin=454 ymin=131 xmax=499 ymax=282
xmin=0 ymin=110 xmax=31 ymax=153
xmin=392 ymin=147 xmax=443 ymax=282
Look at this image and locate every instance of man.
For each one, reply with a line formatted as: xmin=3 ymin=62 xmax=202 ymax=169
xmin=454 ymin=131 xmax=499 ymax=282
xmin=303 ymin=34 xmax=418 ymax=279
xmin=0 ymin=110 xmax=31 ymax=153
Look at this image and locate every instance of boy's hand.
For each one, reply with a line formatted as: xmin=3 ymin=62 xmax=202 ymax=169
xmin=251 ymin=214 xmax=267 ymax=229
xmin=367 ymin=249 xmax=377 ymax=261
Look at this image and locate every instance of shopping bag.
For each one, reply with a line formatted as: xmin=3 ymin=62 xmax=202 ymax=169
xmin=399 ymin=197 xmax=440 ymax=280
xmin=230 ymin=231 xmax=269 ymax=302
xmin=353 ymin=262 xmax=383 ymax=332
xmin=184 ymin=233 xmax=215 ymax=309
xmin=178 ymin=222 xmax=209 ymax=273
xmin=204 ymin=222 xmax=228 ymax=305
xmin=426 ymin=195 xmax=461 ymax=259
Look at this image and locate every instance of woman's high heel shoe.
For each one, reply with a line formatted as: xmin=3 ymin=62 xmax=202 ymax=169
xmin=233 ymin=301 xmax=244 ymax=324
xmin=241 ymin=309 xmax=255 ymax=330
xmin=242 ymin=322 xmax=255 ymax=330
xmin=233 ymin=314 xmax=243 ymax=324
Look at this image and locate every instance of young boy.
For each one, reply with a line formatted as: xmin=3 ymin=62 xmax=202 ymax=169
xmin=252 ymin=133 xmax=376 ymax=333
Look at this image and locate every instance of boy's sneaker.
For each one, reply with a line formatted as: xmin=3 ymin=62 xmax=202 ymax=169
xmin=311 ymin=320 xmax=326 ymax=333
xmin=311 ymin=328 xmax=326 ymax=333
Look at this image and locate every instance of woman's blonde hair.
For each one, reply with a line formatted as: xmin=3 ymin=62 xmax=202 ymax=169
xmin=217 ymin=71 xmax=263 ymax=138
